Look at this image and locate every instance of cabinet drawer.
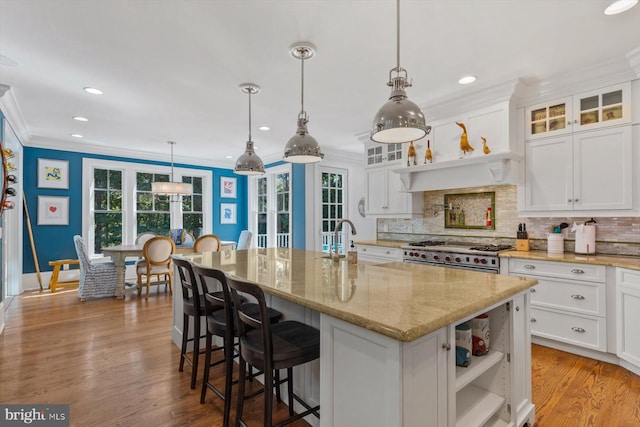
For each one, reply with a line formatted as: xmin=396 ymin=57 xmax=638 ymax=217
xmin=356 ymin=245 xmax=402 ymax=261
xmin=530 ymin=307 xmax=606 ymax=352
xmin=509 ymin=258 xmax=605 ymax=283
xmin=530 ymin=277 xmax=605 ymax=317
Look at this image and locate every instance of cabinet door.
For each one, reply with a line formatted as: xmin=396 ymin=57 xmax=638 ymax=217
xmin=386 ymin=168 xmax=410 ymax=215
xmin=573 ymin=83 xmax=631 ymax=132
xmin=365 ymin=168 xmax=389 ymax=214
xmin=524 ymin=136 xmax=573 ymax=211
xmin=525 ymin=97 xmax=572 ymax=140
xmin=617 ymin=269 xmax=640 ymax=367
xmin=364 ymin=142 xmax=405 ymax=167
xmin=573 ymin=125 xmax=632 ymax=210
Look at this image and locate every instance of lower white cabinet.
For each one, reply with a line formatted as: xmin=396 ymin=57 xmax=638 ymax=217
xmin=508 ymin=258 xmax=608 ymax=352
xmin=356 ymin=244 xmax=402 ymax=264
xmin=616 ymin=268 xmax=640 ymax=367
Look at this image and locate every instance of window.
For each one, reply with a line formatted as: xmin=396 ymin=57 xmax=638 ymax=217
xmin=136 ymin=172 xmax=170 ymax=234
xmin=82 ymin=158 xmax=212 ymax=257
xmin=93 ymin=168 xmax=123 ymax=253
xmin=321 ymin=171 xmax=345 ymax=254
xmin=249 ymin=164 xmax=291 ymax=249
xmin=181 ymin=175 xmax=203 ymax=237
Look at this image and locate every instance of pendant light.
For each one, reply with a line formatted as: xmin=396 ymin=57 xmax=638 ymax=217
xmin=234 ymin=83 xmax=265 ymax=176
xmin=283 ymin=42 xmax=324 ymax=163
xmin=371 ymin=0 xmax=430 ymax=144
xmin=151 ymin=141 xmax=193 ymax=196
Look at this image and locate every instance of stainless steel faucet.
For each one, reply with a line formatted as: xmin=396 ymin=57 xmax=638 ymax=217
xmin=333 ymin=219 xmax=357 ymax=261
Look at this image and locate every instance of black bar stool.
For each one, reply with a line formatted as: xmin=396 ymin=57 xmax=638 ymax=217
xmin=194 ymin=266 xmax=283 ymax=427
xmin=226 ymin=275 xmax=320 ymax=427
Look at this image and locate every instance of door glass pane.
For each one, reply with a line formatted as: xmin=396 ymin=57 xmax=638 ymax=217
xmin=580 ymin=95 xmax=599 ymax=111
xmin=602 ymin=90 xmax=622 ymax=106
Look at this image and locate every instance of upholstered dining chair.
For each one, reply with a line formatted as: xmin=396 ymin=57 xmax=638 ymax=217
xmin=135 ymin=231 xmax=157 ymax=245
xmin=73 ymin=235 xmax=118 ymax=301
xmin=226 ymin=275 xmax=320 ymax=427
xmin=194 ymin=234 xmax=221 ymax=253
xmin=136 ymin=236 xmax=176 ymax=299
xmin=236 ymin=230 xmax=252 ymax=250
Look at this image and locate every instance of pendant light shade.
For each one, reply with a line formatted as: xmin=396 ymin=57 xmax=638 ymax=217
xmin=371 ymin=0 xmax=430 ymax=144
xmin=283 ymin=42 xmax=324 ymax=164
xmin=151 ymin=141 xmax=193 ymax=196
xmin=234 ymin=83 xmax=265 ymax=176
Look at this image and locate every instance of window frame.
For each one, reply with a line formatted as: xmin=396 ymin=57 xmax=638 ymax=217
xmin=82 ymin=158 xmax=212 ymax=257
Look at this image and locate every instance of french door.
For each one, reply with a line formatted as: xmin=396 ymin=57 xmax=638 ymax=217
xmin=319 ymin=168 xmax=347 ymax=255
xmin=249 ymin=164 xmax=291 ymax=248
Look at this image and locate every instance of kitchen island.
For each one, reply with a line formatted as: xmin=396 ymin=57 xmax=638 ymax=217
xmin=174 ymin=248 xmax=537 ymax=427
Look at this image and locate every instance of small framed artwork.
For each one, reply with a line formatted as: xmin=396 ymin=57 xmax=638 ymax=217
xmin=220 ymin=203 xmax=237 ymax=224
xmin=220 ymin=176 xmax=237 ymax=198
xmin=38 ymin=158 xmax=69 ymax=189
xmin=38 ymin=196 xmax=69 ymax=226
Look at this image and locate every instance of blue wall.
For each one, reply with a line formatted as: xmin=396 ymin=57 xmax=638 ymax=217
xmin=22 ymin=147 xmax=247 ymax=273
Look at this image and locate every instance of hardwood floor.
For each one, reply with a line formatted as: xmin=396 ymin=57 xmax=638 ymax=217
xmin=2 ymin=289 xmax=639 ymax=426
xmin=0 ymin=289 xmax=310 ymax=427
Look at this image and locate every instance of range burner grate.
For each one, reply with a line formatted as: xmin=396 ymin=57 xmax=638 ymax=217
xmin=469 ymin=244 xmax=513 ymax=252
xmin=407 ymin=240 xmax=446 ymax=247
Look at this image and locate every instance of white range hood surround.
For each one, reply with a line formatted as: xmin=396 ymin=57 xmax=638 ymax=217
xmin=390 ymin=80 xmax=526 ymax=192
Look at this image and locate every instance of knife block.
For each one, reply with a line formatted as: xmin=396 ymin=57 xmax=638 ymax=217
xmin=516 ymin=239 xmax=530 ymax=252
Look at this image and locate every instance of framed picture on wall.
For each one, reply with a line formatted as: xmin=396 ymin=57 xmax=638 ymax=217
xmin=220 ymin=203 xmax=237 ymax=224
xmin=38 ymin=158 xmax=69 ymax=189
xmin=220 ymin=176 xmax=237 ymax=198
xmin=37 ymin=196 xmax=69 ymax=225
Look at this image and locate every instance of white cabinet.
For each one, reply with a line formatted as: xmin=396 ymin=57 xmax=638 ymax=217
xmin=525 ymin=83 xmax=631 ymax=140
xmin=508 ymin=258 xmax=608 ymax=352
xmin=523 ymin=125 xmax=632 ymax=213
xmin=356 ymin=244 xmax=402 ymax=264
xmin=364 ymin=142 xmax=424 ymax=218
xmin=616 ymin=268 xmax=640 ymax=369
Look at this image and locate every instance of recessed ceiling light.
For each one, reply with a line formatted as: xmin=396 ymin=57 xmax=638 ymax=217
xmin=225 ymin=155 xmax=233 ymax=159
xmin=73 ymin=116 xmax=89 ymax=122
xmin=458 ymin=75 xmax=477 ymax=85
xmin=71 ymin=134 xmax=84 ymax=138
xmin=258 ymin=126 xmax=270 ymax=131
xmin=604 ymin=0 xmax=638 ymax=14
xmin=83 ymin=87 xmax=103 ymax=95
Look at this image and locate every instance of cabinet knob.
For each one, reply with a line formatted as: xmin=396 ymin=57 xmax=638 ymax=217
xmin=524 ymin=264 xmax=536 ymax=270
xmin=530 ymin=288 xmax=537 ymax=293
xmin=571 ymin=269 xmax=585 ymax=274
xmin=442 ymin=343 xmax=451 ymax=351
xmin=515 ymin=306 xmax=520 ymax=311
xmin=568 ymin=199 xmax=573 ymax=203
xmin=385 ymin=251 xmax=390 ymax=254
xmin=574 ymin=119 xmax=578 ymax=124
xmin=567 ymin=121 xmax=571 ymax=126
xmin=571 ymin=327 xmax=586 ymax=333
xmin=574 ymin=198 xmax=579 ymax=203
xmin=530 ymin=318 xmax=537 ymax=323
xmin=571 ymin=294 xmax=585 ymax=300
xmin=362 ymin=248 xmax=367 ymax=251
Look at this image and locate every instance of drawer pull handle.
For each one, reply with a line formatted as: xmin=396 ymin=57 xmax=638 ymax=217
xmin=571 ymin=294 xmax=585 ymax=300
xmin=530 ymin=288 xmax=537 ymax=293
xmin=362 ymin=248 xmax=367 ymax=251
xmin=571 ymin=269 xmax=585 ymax=274
xmin=530 ymin=318 xmax=537 ymax=323
xmin=524 ymin=264 xmax=536 ymax=270
xmin=385 ymin=251 xmax=390 ymax=254
xmin=571 ymin=327 xmax=586 ymax=333
xmin=442 ymin=343 xmax=451 ymax=351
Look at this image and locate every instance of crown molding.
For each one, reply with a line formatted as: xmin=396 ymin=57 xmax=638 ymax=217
xmin=0 ymin=85 xmax=31 ymax=144
xmin=627 ymin=46 xmax=640 ymax=78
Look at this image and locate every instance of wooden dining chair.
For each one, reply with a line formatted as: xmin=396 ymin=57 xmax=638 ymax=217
xmin=136 ymin=236 xmax=176 ymax=299
xmin=194 ymin=234 xmax=221 ymax=253
xmin=226 ymin=275 xmax=320 ymax=427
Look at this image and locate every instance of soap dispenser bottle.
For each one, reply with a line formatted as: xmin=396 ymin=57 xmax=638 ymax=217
xmin=348 ymin=241 xmax=358 ymax=264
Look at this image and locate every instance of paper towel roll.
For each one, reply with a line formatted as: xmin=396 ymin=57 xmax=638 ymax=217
xmin=575 ymin=225 xmax=596 ymax=254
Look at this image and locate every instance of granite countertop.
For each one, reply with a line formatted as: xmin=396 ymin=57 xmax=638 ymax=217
xmin=500 ymin=250 xmax=640 ymax=270
xmin=354 ymin=240 xmax=408 ymax=249
xmin=181 ymin=248 xmax=537 ymax=342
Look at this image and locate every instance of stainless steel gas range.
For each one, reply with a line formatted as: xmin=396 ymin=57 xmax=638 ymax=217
xmin=401 ymin=241 xmax=513 ymax=274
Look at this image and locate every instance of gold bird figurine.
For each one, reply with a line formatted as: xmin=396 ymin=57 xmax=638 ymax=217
xmin=407 ymin=141 xmax=417 ymax=166
xmin=425 ymin=139 xmax=432 ymax=164
xmin=456 ymin=122 xmax=474 ymax=154
xmin=482 ymin=137 xmax=491 ymax=154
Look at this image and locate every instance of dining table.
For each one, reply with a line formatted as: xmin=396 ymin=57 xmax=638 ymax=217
xmin=101 ymin=241 xmax=236 ymax=299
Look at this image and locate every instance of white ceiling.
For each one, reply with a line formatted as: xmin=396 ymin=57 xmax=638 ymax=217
xmin=1 ymin=0 xmax=639 ymax=167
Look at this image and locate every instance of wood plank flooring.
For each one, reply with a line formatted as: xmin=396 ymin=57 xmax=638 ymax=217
xmin=2 ymin=289 xmax=639 ymax=426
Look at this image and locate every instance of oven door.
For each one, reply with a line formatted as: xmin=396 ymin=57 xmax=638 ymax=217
xmin=443 ymin=263 xmax=499 ymax=274
xmin=403 ymin=259 xmax=443 ymax=267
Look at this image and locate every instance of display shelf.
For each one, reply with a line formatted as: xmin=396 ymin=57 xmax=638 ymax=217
xmin=455 ymin=349 xmax=505 ymax=392
xmin=456 ymin=384 xmax=505 ymax=427
xmin=484 ymin=415 xmax=510 ymax=427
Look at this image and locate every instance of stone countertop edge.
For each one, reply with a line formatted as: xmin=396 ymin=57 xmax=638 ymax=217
xmin=354 ymin=240 xmax=408 ymax=248
xmin=500 ymin=250 xmax=640 ymax=270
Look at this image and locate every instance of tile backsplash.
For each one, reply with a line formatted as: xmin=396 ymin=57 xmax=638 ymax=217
xmin=377 ymin=184 xmax=640 ymax=256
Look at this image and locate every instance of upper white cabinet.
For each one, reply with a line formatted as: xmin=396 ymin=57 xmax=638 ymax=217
xmin=524 ymin=125 xmax=632 ymax=213
xmin=364 ymin=141 xmax=424 ymax=218
xmin=525 ymin=82 xmax=631 ymax=140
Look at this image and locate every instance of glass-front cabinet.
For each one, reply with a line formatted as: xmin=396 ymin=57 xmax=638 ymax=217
xmin=365 ymin=142 xmax=403 ymax=166
xmin=525 ymin=82 xmax=631 ymax=140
